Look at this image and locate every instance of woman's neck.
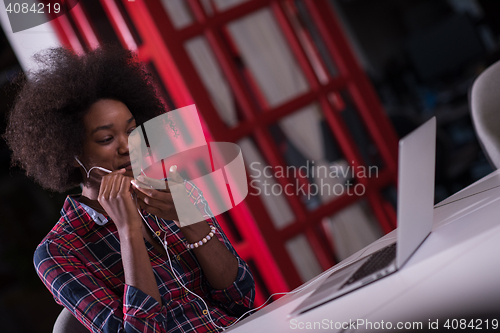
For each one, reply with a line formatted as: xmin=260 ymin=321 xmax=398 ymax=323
xmin=79 ymin=182 xmax=106 ymax=213
xmin=78 ymin=196 xmax=107 ymax=215
xmin=81 ymin=182 xmax=99 ymax=200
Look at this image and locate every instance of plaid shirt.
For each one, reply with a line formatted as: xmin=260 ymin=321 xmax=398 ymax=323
xmin=34 ymin=182 xmax=255 ymax=332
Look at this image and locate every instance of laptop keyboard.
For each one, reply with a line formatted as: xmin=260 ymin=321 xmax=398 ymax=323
xmin=341 ymin=243 xmax=397 ymax=288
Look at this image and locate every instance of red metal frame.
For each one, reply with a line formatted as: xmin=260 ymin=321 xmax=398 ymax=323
xmin=140 ymin=0 xmax=400 ymax=288
xmin=47 ymin=0 xmax=400 ymax=299
xmin=67 ymin=2 xmax=99 ymax=49
xmin=46 ymin=0 xmax=290 ymax=303
xmin=98 ymin=0 xmax=138 ymax=51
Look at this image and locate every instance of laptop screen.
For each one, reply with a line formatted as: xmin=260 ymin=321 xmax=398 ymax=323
xmin=396 ymin=117 xmax=436 ymax=268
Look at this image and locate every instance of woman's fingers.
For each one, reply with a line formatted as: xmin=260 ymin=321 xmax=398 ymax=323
xmin=168 ymin=165 xmax=184 ymax=183
xmin=135 ymin=175 xmax=170 ymax=192
xmin=135 ymin=196 xmax=162 ymax=215
xmin=119 ymin=174 xmax=133 ymax=197
xmin=128 ymin=167 xmax=186 ymax=222
xmin=134 ymin=187 xmax=164 ymax=207
xmin=98 ymin=172 xmax=111 ymax=201
xmin=99 ymin=169 xmax=133 ymax=203
xmin=133 ymin=184 xmax=173 ymax=209
xmin=131 ymin=181 xmax=157 ymax=197
xmin=97 ymin=170 xmax=141 ymax=231
xmin=109 ymin=173 xmax=122 ymax=199
xmin=134 ymin=188 xmax=179 ymax=221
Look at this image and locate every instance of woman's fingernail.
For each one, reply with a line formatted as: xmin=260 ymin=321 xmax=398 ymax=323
xmin=131 ymin=180 xmax=139 ymax=188
xmin=170 ymin=165 xmax=177 ymax=172
xmin=137 ymin=175 xmax=145 ymax=182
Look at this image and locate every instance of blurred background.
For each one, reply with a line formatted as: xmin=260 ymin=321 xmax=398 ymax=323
xmin=0 ymin=0 xmax=498 ymax=331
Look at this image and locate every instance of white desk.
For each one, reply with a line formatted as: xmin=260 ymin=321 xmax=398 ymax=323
xmin=228 ymin=170 xmax=500 ymax=332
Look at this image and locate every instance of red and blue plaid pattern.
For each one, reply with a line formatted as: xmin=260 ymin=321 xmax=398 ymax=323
xmin=34 ymin=182 xmax=255 ymax=332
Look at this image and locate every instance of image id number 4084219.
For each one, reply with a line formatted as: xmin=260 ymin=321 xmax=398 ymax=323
xmin=5 ymin=2 xmax=61 ymax=14
xmin=442 ymin=319 xmax=498 ymax=330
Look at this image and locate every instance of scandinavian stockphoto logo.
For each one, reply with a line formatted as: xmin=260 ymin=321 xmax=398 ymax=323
xmin=128 ymin=105 xmax=248 ymax=227
xmin=2 ymin=0 xmax=79 ymax=33
xmin=248 ymin=161 xmax=378 ymax=199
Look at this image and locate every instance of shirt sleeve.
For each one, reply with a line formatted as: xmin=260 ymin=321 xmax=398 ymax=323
xmin=34 ymin=239 xmax=167 ymax=333
xmin=183 ymin=180 xmax=256 ymax=316
xmin=204 ymin=247 xmax=256 ymax=317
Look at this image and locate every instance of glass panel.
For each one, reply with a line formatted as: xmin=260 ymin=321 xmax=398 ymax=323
xmin=199 ymin=0 xmax=215 ymax=16
xmin=161 ymin=0 xmax=194 ymax=29
xmin=82 ymin=0 xmax=121 ymax=46
xmin=213 ymin=0 xmax=249 ymax=11
xmin=321 ymin=200 xmax=383 ymax=262
xmin=227 ymin=9 xmax=309 ymax=107
xmin=238 ymin=137 xmax=295 ymax=229
xmin=185 ymin=36 xmax=242 ymax=127
xmin=333 ymin=89 xmax=385 ymax=169
xmin=65 ymin=6 xmax=90 ymax=52
xmin=282 ymin=0 xmax=339 ymax=83
xmin=114 ymin=0 xmax=144 ymax=46
xmin=273 ymin=104 xmax=352 ymax=209
xmin=285 ymin=234 xmax=322 ymax=282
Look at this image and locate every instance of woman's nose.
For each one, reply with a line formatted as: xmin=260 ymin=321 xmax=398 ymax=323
xmin=118 ymin=135 xmax=129 ymax=155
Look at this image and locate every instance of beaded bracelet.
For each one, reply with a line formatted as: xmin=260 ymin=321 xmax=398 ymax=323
xmin=186 ymin=226 xmax=216 ymax=249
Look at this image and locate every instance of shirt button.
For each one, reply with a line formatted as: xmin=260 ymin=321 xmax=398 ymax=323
xmin=203 ymin=309 xmax=208 ymax=315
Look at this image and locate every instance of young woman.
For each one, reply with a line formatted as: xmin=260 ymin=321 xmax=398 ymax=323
xmin=3 ymin=45 xmax=254 ymax=332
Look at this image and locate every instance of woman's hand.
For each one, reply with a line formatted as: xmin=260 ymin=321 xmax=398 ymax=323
xmin=132 ymin=166 xmax=204 ymax=227
xmin=133 ymin=167 xmax=239 ymax=289
xmin=99 ymin=169 xmax=163 ymax=305
xmin=131 ymin=175 xmax=179 ymax=223
xmin=98 ymin=169 xmax=142 ymax=233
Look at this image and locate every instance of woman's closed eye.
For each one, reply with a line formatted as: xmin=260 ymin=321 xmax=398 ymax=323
xmin=97 ymin=136 xmax=113 ymax=144
xmin=96 ymin=126 xmax=135 ymax=144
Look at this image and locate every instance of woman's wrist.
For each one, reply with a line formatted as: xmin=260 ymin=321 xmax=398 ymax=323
xmin=116 ymin=219 xmax=143 ymax=239
xmin=185 ymin=226 xmax=216 ymax=249
xmin=180 ymin=221 xmax=212 ymax=244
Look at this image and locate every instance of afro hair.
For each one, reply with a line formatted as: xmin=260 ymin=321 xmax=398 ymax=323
xmin=3 ymin=44 xmax=168 ymax=192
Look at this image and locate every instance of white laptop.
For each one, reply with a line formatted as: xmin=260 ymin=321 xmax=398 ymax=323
xmin=289 ymin=117 xmax=436 ymax=317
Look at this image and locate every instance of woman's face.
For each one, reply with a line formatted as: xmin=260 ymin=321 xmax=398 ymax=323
xmin=80 ymin=99 xmax=137 ymax=179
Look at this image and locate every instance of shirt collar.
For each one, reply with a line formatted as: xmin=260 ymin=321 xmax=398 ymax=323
xmin=80 ymin=202 xmax=109 ymax=226
xmin=61 ymin=195 xmax=104 ymax=237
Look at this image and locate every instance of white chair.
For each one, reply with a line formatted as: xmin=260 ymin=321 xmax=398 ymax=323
xmin=470 ymin=59 xmax=500 ymax=169
xmin=53 ymin=308 xmax=89 ymax=333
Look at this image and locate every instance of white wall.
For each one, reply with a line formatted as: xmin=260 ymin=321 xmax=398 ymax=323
xmin=0 ymin=0 xmax=60 ymax=74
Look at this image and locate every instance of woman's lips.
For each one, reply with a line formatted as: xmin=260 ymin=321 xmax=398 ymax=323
xmin=118 ymin=162 xmax=132 ymax=170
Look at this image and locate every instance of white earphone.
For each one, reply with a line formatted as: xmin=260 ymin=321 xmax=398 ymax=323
xmin=74 ymin=156 xmax=112 ymax=177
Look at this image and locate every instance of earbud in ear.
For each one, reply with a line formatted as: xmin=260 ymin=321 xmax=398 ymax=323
xmin=74 ymin=156 xmax=112 ymax=178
